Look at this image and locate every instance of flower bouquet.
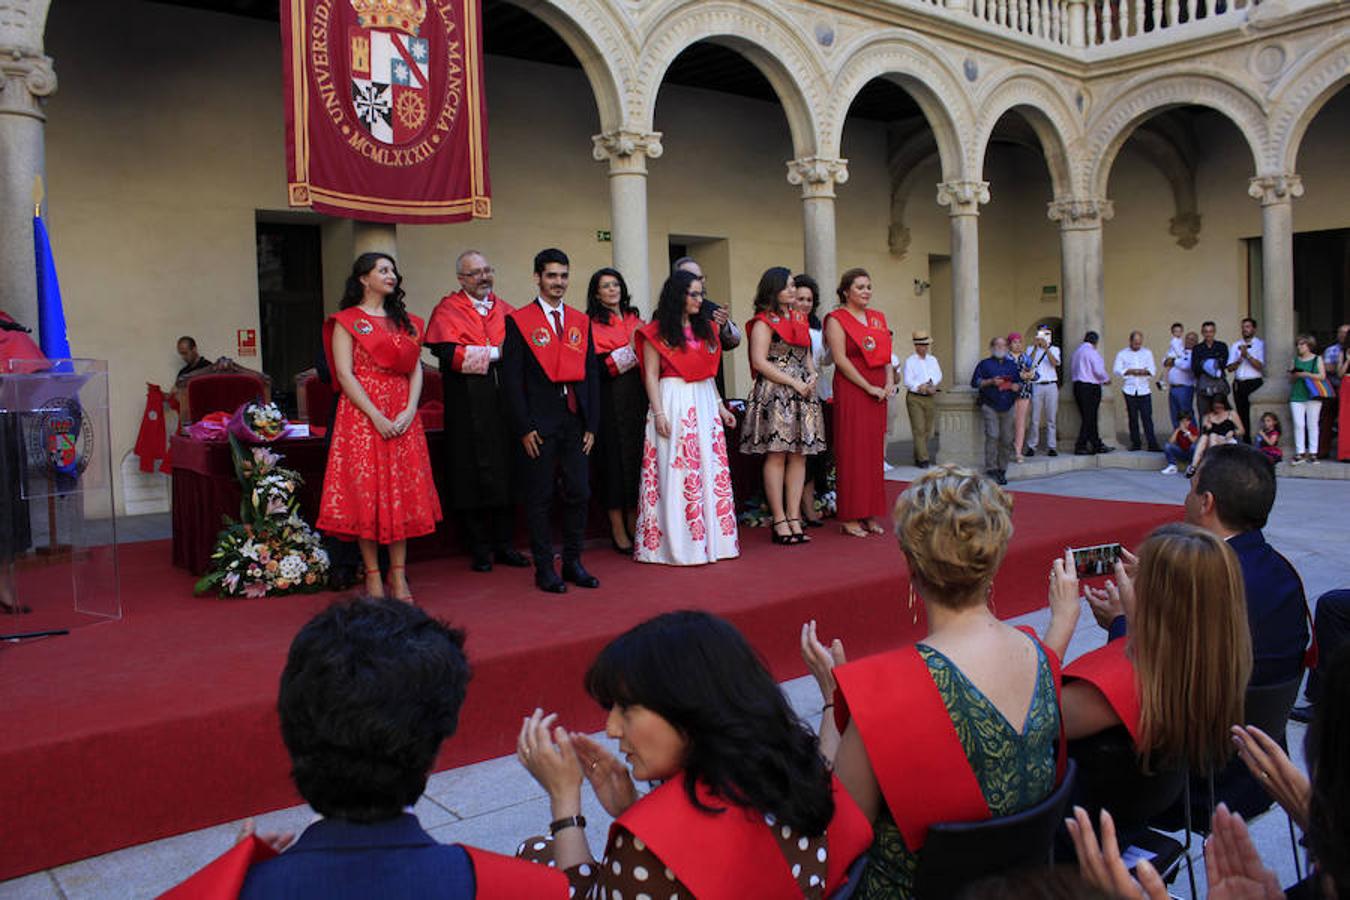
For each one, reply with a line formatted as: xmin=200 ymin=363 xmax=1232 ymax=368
xmin=229 ymin=401 xmax=287 ymax=443
xmin=194 ymin=441 xmax=330 ymax=598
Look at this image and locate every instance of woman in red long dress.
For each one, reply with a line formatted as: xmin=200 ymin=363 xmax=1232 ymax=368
xmin=826 ymin=268 xmax=895 ymax=538
xmin=318 ymin=253 xmax=441 ymax=602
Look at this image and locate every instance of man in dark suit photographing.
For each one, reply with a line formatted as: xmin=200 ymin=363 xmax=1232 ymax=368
xmin=502 ymin=249 xmax=601 ymax=593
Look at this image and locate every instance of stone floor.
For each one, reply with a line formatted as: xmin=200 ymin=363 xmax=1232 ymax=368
xmin=3 ymin=469 xmax=1347 ymax=899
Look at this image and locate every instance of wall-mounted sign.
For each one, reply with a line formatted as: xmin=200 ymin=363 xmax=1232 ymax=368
xmin=596 ymin=230 xmax=612 ymax=243
xmin=237 ymin=329 xmax=258 ymax=357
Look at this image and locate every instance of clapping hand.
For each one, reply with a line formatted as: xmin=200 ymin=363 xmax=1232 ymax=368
xmin=516 ymin=708 xmax=583 ymax=802
xmin=1067 ymin=806 xmax=1169 ymax=900
xmin=800 ymin=620 xmax=846 ymax=703
xmin=570 ymin=732 xmax=640 ymax=818
xmin=1205 ymin=803 xmax=1284 ymax=900
xmin=1230 ymin=725 xmax=1311 ymax=830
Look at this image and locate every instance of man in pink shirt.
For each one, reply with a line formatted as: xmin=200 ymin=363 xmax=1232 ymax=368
xmin=1071 ymin=330 xmax=1113 ymax=455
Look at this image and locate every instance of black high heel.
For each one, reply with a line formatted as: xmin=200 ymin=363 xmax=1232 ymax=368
xmin=787 ymin=519 xmax=811 ymax=543
xmin=770 ymin=519 xmax=794 ymax=545
xmin=611 ymin=536 xmax=634 ymax=555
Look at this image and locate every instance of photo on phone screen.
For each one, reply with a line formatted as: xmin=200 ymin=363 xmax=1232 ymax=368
xmin=1070 ymin=542 xmax=1122 ymax=578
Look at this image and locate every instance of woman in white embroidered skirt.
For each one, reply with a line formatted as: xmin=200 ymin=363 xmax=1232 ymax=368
xmin=632 ymin=271 xmax=740 ymax=566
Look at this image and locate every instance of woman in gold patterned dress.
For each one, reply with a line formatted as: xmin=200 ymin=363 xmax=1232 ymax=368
xmin=739 ymin=267 xmax=826 ymax=546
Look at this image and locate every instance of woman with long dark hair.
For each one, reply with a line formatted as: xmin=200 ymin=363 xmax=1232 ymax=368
xmin=740 ymin=267 xmax=826 ymax=546
xmin=826 ymin=268 xmax=895 ymax=538
xmin=514 ymin=610 xmax=871 ymax=897
xmin=795 ymin=273 xmax=832 ymax=527
xmin=317 ymin=253 xmax=440 ymax=601
xmin=631 ymin=271 xmax=739 ymax=565
xmin=585 ymin=268 xmax=646 ymax=554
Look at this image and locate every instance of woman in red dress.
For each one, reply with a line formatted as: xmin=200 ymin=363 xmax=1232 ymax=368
xmin=318 ymin=253 xmax=441 ymax=602
xmin=826 ymin=268 xmax=895 ymax=538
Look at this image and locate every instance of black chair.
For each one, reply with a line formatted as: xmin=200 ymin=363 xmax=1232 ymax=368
xmin=1241 ymin=675 xmax=1307 ymax=879
xmin=911 ymin=760 xmax=1077 ymax=898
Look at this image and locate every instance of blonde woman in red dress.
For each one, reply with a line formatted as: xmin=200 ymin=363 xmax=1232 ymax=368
xmin=826 ymin=268 xmax=896 ymax=538
xmin=319 ymin=253 xmax=441 ymax=602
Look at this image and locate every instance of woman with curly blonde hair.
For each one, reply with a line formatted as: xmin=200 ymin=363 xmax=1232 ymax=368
xmin=802 ymin=465 xmax=1075 ymax=898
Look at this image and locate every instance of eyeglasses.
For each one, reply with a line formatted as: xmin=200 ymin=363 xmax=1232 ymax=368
xmin=458 ymin=267 xmax=494 ymax=278
xmin=687 ymin=291 xmax=707 ymax=299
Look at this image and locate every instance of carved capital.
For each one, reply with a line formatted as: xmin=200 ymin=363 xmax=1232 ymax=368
xmin=592 ymin=130 xmax=663 ymax=175
xmin=936 ymin=180 xmax=990 ymax=216
xmin=1247 ymin=174 xmax=1303 ymax=207
xmin=786 ymin=157 xmax=849 ymax=199
xmin=0 ymin=50 xmax=56 ymax=119
xmin=1169 ymin=212 xmax=1202 ymax=249
xmin=1047 ymin=197 xmax=1115 ymax=229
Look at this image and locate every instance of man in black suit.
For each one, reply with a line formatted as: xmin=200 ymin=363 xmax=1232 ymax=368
xmin=501 ymin=249 xmax=601 ymax=593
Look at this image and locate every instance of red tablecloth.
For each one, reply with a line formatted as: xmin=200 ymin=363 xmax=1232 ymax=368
xmin=170 ymin=432 xmax=451 ymax=575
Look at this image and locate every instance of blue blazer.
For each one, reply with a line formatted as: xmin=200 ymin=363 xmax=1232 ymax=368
xmin=240 ymin=814 xmax=475 ymax=899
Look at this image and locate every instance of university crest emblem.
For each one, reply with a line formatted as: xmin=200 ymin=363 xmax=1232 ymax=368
xmin=29 ymin=398 xmax=91 ymax=481
xmin=566 ymin=325 xmax=583 ymax=348
xmin=531 ymin=327 xmax=552 ymax=348
xmin=354 ymin=318 xmax=374 ymax=335
xmin=349 ymin=0 xmax=436 ymax=145
xmin=862 ymin=336 xmax=877 ymax=352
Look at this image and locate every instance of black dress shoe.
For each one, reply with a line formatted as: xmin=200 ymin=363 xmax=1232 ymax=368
xmin=1047 ymin=449 xmax=1058 ymax=457
xmin=1147 ymin=444 xmax=1163 ymax=453
xmin=561 ymin=561 xmax=600 ymax=588
xmin=1023 ymin=448 xmax=1035 ymax=458
xmin=1095 ymin=446 xmax=1114 ymax=454
xmin=915 ymin=459 xmax=931 ymax=469
xmin=535 ymin=569 xmax=568 ymax=593
xmin=495 ymin=548 xmax=531 ymax=568
xmin=470 ymin=555 xmax=493 ymax=573
xmin=1129 ymin=444 xmax=1142 ymax=452
xmin=995 ymin=470 xmax=1009 ymax=486
xmin=1289 ymin=703 xmax=1315 ymax=724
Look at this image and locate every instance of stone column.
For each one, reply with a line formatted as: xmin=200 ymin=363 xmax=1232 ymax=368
xmin=933 ymin=180 xmax=989 ymax=468
xmin=1065 ymin=0 xmax=1088 ymax=46
xmin=1049 ymin=197 xmax=1118 ymax=448
xmin=593 ymin=130 xmax=662 ymax=314
xmin=352 ymin=222 xmax=398 ymax=258
xmin=787 ymin=157 xmax=849 ymax=296
xmin=0 ymin=51 xmax=57 ymax=331
xmin=1248 ymin=174 xmax=1301 ymax=401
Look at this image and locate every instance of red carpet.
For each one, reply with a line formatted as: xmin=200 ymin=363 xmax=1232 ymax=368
xmin=0 ymin=484 xmax=1180 ymax=881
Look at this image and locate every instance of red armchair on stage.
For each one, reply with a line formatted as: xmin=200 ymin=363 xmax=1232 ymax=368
xmin=176 ymin=366 xmax=271 ymax=426
xmin=294 ymin=364 xmax=443 ymax=431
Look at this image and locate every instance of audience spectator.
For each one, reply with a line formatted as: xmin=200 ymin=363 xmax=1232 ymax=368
xmin=1164 ymin=330 xmax=1197 ymax=431
xmin=971 ymin=336 xmax=1022 ymax=485
xmin=514 ymin=610 xmax=871 ymax=897
xmin=902 ymin=330 xmax=942 ymax=468
xmin=1052 ymin=523 xmax=1252 ymax=832
xmin=1071 ymin=331 xmax=1112 ymax=455
xmin=1158 ymin=410 xmax=1198 ymax=475
xmin=1183 ymin=394 xmax=1243 ymax=478
xmin=1289 ymin=333 xmax=1329 ymax=466
xmin=1023 ymin=326 xmax=1061 ymax=459
xmin=1320 ymin=322 xmax=1348 ymax=459
xmin=1227 ymin=317 xmax=1266 ymax=442
xmin=1009 ymin=332 xmax=1034 ymax=462
xmin=1191 ymin=320 xmax=1230 ymax=417
xmin=1291 ymin=587 xmax=1350 ymax=723
xmin=168 ymin=598 xmax=567 ymax=898
xmin=1256 ymin=411 xmax=1283 ymax=465
xmin=1112 ymin=330 xmax=1161 ymax=452
xmin=802 ymin=466 xmax=1067 ymax=898
xmin=1159 ymin=322 xmax=1184 ymax=392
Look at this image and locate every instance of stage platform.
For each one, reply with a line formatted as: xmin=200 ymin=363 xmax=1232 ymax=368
xmin=0 ymin=483 xmax=1180 ymax=881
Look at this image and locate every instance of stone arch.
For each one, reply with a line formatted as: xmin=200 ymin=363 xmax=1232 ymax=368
xmin=632 ymin=1 xmax=824 ymax=158
xmin=501 ymin=0 xmax=631 ymax=133
xmin=972 ymin=72 xmax=1079 ymax=198
xmin=825 ymin=33 xmax=969 ymax=181
xmin=1084 ymin=72 xmax=1268 ymax=198
xmin=1268 ymin=35 xmax=1350 ymax=174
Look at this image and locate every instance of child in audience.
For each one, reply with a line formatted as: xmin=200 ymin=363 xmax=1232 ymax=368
xmin=1160 ymin=410 xmax=1199 ymax=475
xmin=1256 ymin=411 xmax=1283 ymax=464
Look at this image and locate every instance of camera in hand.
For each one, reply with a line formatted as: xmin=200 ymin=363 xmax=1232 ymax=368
xmin=1070 ymin=542 xmax=1122 ymax=578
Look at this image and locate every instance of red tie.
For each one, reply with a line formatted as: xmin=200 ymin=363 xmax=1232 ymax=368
xmin=552 ymin=309 xmax=579 ymax=415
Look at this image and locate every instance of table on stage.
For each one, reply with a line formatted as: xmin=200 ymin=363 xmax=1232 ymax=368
xmin=169 ymin=431 xmax=451 ymax=575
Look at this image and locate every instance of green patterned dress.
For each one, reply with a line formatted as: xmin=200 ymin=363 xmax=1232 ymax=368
xmin=856 ymin=641 xmax=1061 ymax=899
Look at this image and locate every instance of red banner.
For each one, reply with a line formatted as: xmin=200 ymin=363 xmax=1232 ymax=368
xmin=281 ymin=0 xmax=490 ymax=223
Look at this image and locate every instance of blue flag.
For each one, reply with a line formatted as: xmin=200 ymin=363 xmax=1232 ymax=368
xmin=34 ymin=214 xmax=71 ymax=360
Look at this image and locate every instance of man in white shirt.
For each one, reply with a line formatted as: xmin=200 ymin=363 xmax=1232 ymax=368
xmin=1226 ymin=317 xmax=1265 ymax=443
xmin=1113 ymin=330 xmax=1161 ymax=452
xmin=1022 ymin=327 xmax=1061 ymax=458
xmin=1165 ymin=330 xmax=1198 ymax=430
xmin=902 ymin=330 xmax=942 ymax=468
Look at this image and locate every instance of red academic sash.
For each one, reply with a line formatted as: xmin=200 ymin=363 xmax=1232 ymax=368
xmin=509 ymin=303 xmax=589 ymax=383
xmin=0 ymin=311 xmax=47 ymax=374
xmin=747 ymin=309 xmax=811 ymax=350
xmin=1063 ymin=639 xmax=1142 ymax=746
xmin=827 ymin=308 xmax=892 ymax=369
xmin=134 ymin=383 xmax=170 ymax=473
xmin=323 ymin=307 xmax=425 ymax=380
xmin=161 ymin=837 xmax=567 ymax=899
xmin=590 ymin=310 xmax=642 ymax=354
xmin=617 ymin=771 xmax=871 ymax=900
xmin=425 ymin=291 xmax=514 ymax=372
xmin=833 ymin=627 xmax=1065 ymax=851
xmin=634 ymin=321 xmax=721 ymax=384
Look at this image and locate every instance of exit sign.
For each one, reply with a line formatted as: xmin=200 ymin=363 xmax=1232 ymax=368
xmin=596 ymin=230 xmax=612 ymax=242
